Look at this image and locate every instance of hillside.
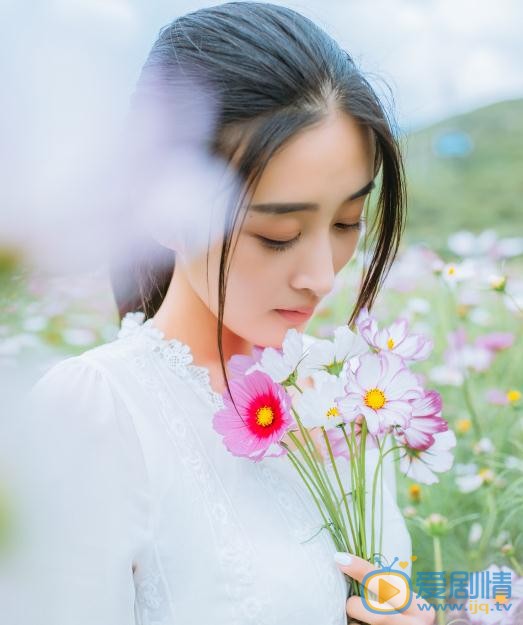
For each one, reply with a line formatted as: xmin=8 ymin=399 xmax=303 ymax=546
xmin=401 ymin=98 xmax=523 ymax=253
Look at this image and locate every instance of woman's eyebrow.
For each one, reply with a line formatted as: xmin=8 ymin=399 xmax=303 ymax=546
xmin=248 ymin=179 xmax=376 ymax=215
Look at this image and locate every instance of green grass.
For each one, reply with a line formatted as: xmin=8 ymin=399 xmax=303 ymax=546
xmin=1 ymin=98 xmax=522 ymax=621
xmin=401 ymin=98 xmax=523 ymax=253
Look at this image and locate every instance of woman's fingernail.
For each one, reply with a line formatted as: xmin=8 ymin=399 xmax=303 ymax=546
xmin=334 ymin=551 xmax=353 ymax=566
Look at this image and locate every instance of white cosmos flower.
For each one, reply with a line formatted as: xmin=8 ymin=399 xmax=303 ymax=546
xmin=505 ymin=456 xmax=523 ymax=471
xmin=447 ymin=229 xmax=498 ymax=257
xmin=399 ymin=430 xmax=456 ymax=485
xmin=258 ymin=328 xmax=313 ymax=384
xmin=306 ymin=325 xmax=369 ymax=377
xmin=428 ymin=364 xmax=464 ymax=386
xmin=455 ymin=462 xmax=479 ymax=476
xmin=456 ymin=474 xmax=484 ymax=493
xmin=473 ymin=437 xmax=495 ymax=454
xmin=440 ymin=260 xmax=476 ymax=284
xmin=468 ymin=522 xmax=483 ymax=545
xmin=456 ymin=468 xmax=494 ymax=493
xmin=294 ymin=374 xmax=347 ymax=430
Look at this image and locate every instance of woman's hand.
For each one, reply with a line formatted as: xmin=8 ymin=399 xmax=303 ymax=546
xmin=335 ymin=553 xmax=436 ymax=624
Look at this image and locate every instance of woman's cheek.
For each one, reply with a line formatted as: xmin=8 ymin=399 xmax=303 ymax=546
xmin=334 ymin=238 xmax=359 ymax=273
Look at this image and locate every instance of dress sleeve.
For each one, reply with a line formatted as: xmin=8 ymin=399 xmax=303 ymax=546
xmin=5 ymin=355 xmax=152 ymax=625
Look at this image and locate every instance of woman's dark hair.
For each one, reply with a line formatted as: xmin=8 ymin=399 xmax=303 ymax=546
xmin=110 ymin=1 xmax=406 ymax=404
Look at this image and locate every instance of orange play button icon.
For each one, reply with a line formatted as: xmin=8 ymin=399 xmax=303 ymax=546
xmin=378 ymin=578 xmax=401 ymax=603
xmin=362 ymin=570 xmax=412 ymax=614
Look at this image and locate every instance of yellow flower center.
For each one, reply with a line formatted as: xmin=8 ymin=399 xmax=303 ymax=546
xmin=447 ymin=266 xmax=455 ymax=275
xmin=409 ymin=484 xmax=421 ymax=497
xmin=490 ymin=276 xmax=506 ymax=290
xmin=325 ymin=406 xmax=340 ymax=420
xmin=387 ymin=337 xmax=395 ymax=349
xmin=256 ymin=406 xmax=275 ymax=427
xmin=364 ymin=388 xmax=386 ymax=410
xmin=479 ymin=468 xmax=494 ymax=483
xmin=507 ymin=389 xmax=521 ymax=403
xmin=456 ymin=418 xmax=472 ymax=433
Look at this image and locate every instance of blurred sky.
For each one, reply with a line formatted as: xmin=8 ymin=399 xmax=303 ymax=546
xmin=1 ymin=0 xmax=522 ymax=267
xmin=6 ymin=0 xmax=520 ymax=133
xmin=2 ymin=0 xmax=522 ymax=134
xmin=140 ymin=0 xmax=523 ymax=132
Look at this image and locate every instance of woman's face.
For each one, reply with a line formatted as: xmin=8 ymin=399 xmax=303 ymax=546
xmin=183 ymin=110 xmax=376 ymax=348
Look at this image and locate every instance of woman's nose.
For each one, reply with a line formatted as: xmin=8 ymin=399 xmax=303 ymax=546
xmin=289 ymin=233 xmax=336 ymax=298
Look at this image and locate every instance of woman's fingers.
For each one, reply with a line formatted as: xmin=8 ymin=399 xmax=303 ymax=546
xmin=346 ymin=595 xmax=436 ymax=625
xmin=335 ymin=552 xmax=435 ymax=624
xmin=335 ymin=553 xmax=407 ymax=611
xmin=346 ymin=596 xmax=408 ymax=624
xmin=411 ymin=596 xmax=436 ymax=623
xmin=347 ymin=597 xmax=435 ymax=624
xmin=335 ymin=552 xmax=376 ymax=584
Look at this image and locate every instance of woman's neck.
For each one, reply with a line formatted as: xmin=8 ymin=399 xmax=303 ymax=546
xmin=151 ymin=263 xmax=253 ymax=393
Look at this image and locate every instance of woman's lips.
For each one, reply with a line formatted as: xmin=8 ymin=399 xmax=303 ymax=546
xmin=274 ymin=308 xmax=315 ymax=323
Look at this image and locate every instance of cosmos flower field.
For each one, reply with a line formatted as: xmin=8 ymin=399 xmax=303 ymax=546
xmin=1 ymin=228 xmax=522 ymax=623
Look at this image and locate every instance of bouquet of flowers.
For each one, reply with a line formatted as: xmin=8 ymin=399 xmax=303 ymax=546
xmin=212 ymin=307 xmax=456 ymax=610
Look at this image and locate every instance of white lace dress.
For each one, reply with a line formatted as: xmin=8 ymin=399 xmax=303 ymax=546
xmin=8 ymin=312 xmax=412 ymax=625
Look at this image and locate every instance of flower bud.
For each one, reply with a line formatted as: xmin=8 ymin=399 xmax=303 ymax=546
xmin=408 ymin=483 xmax=422 ymax=503
xmin=501 ymin=543 xmax=515 ymax=556
xmin=489 ymin=275 xmax=507 ymax=293
xmin=423 ymin=513 xmax=449 ymax=536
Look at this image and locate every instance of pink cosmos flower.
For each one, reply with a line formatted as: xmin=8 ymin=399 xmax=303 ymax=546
xmin=486 ymin=388 xmax=510 ymax=406
xmin=399 ymin=430 xmax=456 ymax=485
xmin=443 ymin=327 xmax=515 ymax=377
xmin=337 ymin=351 xmax=424 ymax=436
xmin=486 ymin=388 xmax=521 ymax=406
xmin=227 ymin=345 xmax=264 ymax=377
xmin=475 ymin=331 xmax=515 ymax=352
xmin=355 ymin=307 xmax=433 ymax=362
xmin=444 ymin=327 xmax=494 ymax=373
xmin=382 ymin=244 xmax=441 ymax=293
xmin=212 ymin=370 xmax=294 ymax=462
xmin=393 ymin=390 xmax=448 ymax=451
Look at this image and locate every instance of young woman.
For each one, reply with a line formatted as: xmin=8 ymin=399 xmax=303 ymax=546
xmin=14 ymin=3 xmax=435 ymax=624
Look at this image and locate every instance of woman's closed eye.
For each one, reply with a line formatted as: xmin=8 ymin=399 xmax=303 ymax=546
xmin=257 ymin=220 xmax=364 ymax=252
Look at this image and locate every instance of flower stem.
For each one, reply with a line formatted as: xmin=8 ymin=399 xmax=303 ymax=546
xmin=291 ymin=410 xmax=339 ymax=503
xmin=287 ymin=427 xmax=348 ymax=547
xmin=505 ymin=292 xmax=523 ymax=315
xmin=340 ymin=423 xmax=364 ymax=557
xmin=433 ymin=536 xmax=446 ymax=625
xmin=287 ymin=432 xmax=331 ymax=502
xmin=284 ymin=448 xmax=339 ymax=546
xmin=509 ymin=556 xmax=523 ymax=577
xmin=370 ymin=436 xmax=387 ymax=561
xmin=462 ymin=374 xmax=483 ymax=440
xmin=320 ymin=426 xmax=357 ymax=553
xmin=357 ymin=422 xmax=368 ymax=559
xmin=477 ymin=489 xmax=497 ymax=562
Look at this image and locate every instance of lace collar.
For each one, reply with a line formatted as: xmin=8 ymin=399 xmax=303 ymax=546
xmin=117 ymin=311 xmax=225 ymax=410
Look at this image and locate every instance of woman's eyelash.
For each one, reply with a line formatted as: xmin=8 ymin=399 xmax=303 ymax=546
xmin=257 ymin=233 xmax=301 ymax=252
xmin=258 ymin=220 xmax=364 ymax=252
xmin=334 ymin=220 xmax=364 ymax=232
